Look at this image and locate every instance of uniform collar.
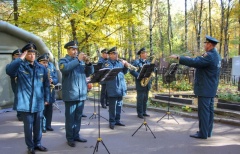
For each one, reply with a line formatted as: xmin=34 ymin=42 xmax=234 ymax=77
xmin=140 ymin=58 xmax=146 ymax=62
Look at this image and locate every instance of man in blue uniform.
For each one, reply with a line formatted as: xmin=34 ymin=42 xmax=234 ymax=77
xmin=169 ymin=35 xmax=221 ymax=139
xmin=6 ymin=43 xmax=49 ymax=154
xmin=6 ymin=49 xmax=22 ymax=121
xmin=98 ymin=48 xmax=109 ymax=108
xmin=37 ymin=54 xmax=58 ymax=133
xmin=130 ymin=47 xmax=152 ymax=119
xmin=102 ymin=47 xmax=128 ymax=129
xmin=59 ymin=40 xmax=94 ymax=147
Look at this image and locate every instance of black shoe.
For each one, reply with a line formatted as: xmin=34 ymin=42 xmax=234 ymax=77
xmin=196 ymin=131 xmax=211 ymax=138
xmin=115 ymin=122 xmax=125 ymax=126
xmin=74 ymin=138 xmax=87 ymax=142
xmin=138 ymin=115 xmax=143 ymax=119
xmin=190 ymin=133 xmax=207 ymax=139
xmin=109 ymin=124 xmax=114 ymax=130
xmin=42 ymin=130 xmax=46 ymax=133
xmin=67 ymin=141 xmax=76 ymax=147
xmin=34 ymin=145 xmax=48 ymax=151
xmin=143 ymin=113 xmax=150 ymax=117
xmin=82 ymin=114 xmax=87 ymax=118
xmin=46 ymin=127 xmax=54 ymax=131
xmin=28 ymin=149 xmax=35 ymax=154
xmin=18 ymin=118 xmax=23 ymax=121
xmin=102 ymin=106 xmax=107 ymax=109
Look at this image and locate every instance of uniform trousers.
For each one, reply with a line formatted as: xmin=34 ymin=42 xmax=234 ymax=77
xmin=197 ymin=97 xmax=214 ymax=138
xmin=20 ymin=111 xmax=43 ymax=150
xmin=100 ymin=84 xmax=108 ymax=107
xmin=42 ymin=103 xmax=53 ymax=130
xmin=108 ymin=97 xmax=122 ymax=125
xmin=64 ymin=101 xmax=84 ymax=142
xmin=136 ymin=90 xmax=149 ymax=116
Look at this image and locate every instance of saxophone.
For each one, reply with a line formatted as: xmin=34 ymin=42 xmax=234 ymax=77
xmin=140 ymin=56 xmax=156 ymax=87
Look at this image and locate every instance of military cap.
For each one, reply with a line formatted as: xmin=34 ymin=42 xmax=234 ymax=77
xmin=107 ymin=47 xmax=117 ymax=54
xmin=64 ymin=40 xmax=78 ymax=49
xmin=12 ymin=49 xmax=22 ymax=56
xmin=22 ymin=43 xmax=37 ymax=52
xmin=204 ymin=35 xmax=219 ymax=45
xmin=37 ymin=54 xmax=49 ymax=62
xmin=101 ymin=48 xmax=108 ymax=53
xmin=137 ymin=47 xmax=146 ymax=55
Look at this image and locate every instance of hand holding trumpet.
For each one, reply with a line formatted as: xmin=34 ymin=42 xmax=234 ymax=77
xmin=77 ymin=52 xmax=91 ymax=64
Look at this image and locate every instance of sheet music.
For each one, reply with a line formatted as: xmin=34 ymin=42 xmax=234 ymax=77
xmin=137 ymin=64 xmax=155 ymax=80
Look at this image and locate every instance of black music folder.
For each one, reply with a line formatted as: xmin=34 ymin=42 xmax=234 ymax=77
xmin=88 ymin=68 xmax=122 ymax=83
xmin=137 ymin=64 xmax=155 ymax=80
xmin=93 ymin=63 xmax=103 ymax=73
xmin=101 ymin=68 xmax=122 ymax=82
xmin=164 ymin=63 xmax=178 ymax=83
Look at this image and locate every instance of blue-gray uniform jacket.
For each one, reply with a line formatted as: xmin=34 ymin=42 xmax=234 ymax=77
xmin=6 ymin=59 xmax=18 ymax=94
xmin=48 ymin=62 xmax=58 ymax=103
xmin=59 ymin=55 xmax=94 ymax=101
xmin=130 ymin=58 xmax=152 ymax=91
xmin=6 ymin=58 xmax=50 ymax=113
xmin=179 ymin=48 xmax=221 ymax=97
xmin=98 ymin=57 xmax=108 ymax=64
xmin=102 ymin=59 xmax=128 ymax=97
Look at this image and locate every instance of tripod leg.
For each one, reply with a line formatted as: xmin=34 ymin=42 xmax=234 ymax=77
xmin=132 ymin=123 xmax=144 ymax=136
xmin=93 ymin=141 xmax=100 ymax=154
xmin=99 ymin=114 xmax=109 ymax=121
xmin=100 ymin=140 xmax=111 ymax=154
xmin=169 ymin=113 xmax=179 ymax=124
xmin=157 ymin=113 xmax=168 ymax=123
xmin=145 ymin=124 xmax=156 ymax=138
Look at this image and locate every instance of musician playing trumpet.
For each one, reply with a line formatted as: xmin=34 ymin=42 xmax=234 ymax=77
xmin=102 ymin=47 xmax=129 ymax=130
xmin=130 ymin=47 xmax=152 ymax=119
xmin=37 ymin=54 xmax=58 ymax=133
xmin=59 ymin=40 xmax=94 ymax=147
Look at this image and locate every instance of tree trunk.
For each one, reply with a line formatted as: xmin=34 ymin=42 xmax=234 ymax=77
xmin=195 ymin=0 xmax=203 ymax=53
xmin=185 ymin=0 xmax=188 ymax=51
xmin=132 ymin=25 xmax=137 ymax=62
xmin=127 ymin=2 xmax=133 ymax=61
xmin=70 ymin=19 xmax=77 ymax=41
xmin=223 ymin=0 xmax=231 ymax=61
xmin=209 ymin=0 xmax=212 ymax=36
xmin=220 ymin=0 xmax=224 ymax=56
xmin=167 ymin=0 xmax=172 ymax=54
xmin=13 ymin=0 xmax=18 ymax=27
xmin=149 ymin=0 xmax=154 ymax=56
xmin=239 ymin=0 xmax=240 ymax=55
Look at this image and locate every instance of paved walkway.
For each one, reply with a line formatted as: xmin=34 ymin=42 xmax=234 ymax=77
xmin=0 ymin=100 xmax=240 ymax=154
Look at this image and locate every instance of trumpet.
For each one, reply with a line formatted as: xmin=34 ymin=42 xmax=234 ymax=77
xmin=76 ymin=52 xmax=91 ymax=64
xmin=118 ymin=59 xmax=138 ymax=71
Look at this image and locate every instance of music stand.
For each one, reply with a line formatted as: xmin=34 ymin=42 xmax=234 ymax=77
xmin=157 ymin=63 xmax=179 ymax=124
xmin=88 ymin=68 xmax=109 ymax=124
xmin=92 ymin=67 xmax=122 ymax=154
xmin=132 ymin=64 xmax=156 ymax=138
xmin=88 ymin=63 xmax=108 ymax=125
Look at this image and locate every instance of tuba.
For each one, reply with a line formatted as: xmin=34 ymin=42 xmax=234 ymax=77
xmin=140 ymin=56 xmax=156 ymax=87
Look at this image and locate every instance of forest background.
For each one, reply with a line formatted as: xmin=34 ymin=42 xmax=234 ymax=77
xmin=0 ymin=0 xmax=239 ymax=62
